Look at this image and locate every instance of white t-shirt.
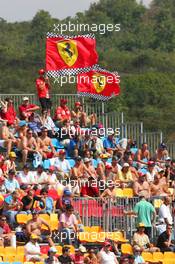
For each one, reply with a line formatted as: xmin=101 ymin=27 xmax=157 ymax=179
xmin=17 ymin=171 xmax=36 ymax=185
xmin=25 ymin=241 xmax=41 ymax=261
xmin=34 ymin=171 xmax=48 ymax=184
xmin=158 ymin=204 xmax=172 ymax=225
xmin=54 ymin=158 xmax=71 ymax=174
xmin=99 ymin=250 xmax=117 ymax=264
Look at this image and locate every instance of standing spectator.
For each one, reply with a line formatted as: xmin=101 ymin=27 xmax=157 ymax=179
xmin=25 ymin=233 xmax=42 ymax=262
xmin=58 ymin=246 xmax=73 ymax=264
xmin=36 ymin=68 xmax=52 ymax=113
xmin=97 ymin=241 xmax=119 ymax=264
xmin=157 ymin=197 xmax=173 ymax=235
xmin=19 ymin=96 xmax=40 ymax=120
xmin=157 ymin=224 xmax=175 ymax=252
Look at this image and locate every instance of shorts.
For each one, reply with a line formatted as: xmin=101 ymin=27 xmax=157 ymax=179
xmin=39 ymin=98 xmax=52 ymax=110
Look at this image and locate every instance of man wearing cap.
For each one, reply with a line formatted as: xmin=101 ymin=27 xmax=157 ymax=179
xmin=25 ymin=233 xmax=42 ymax=262
xmin=19 ymin=96 xmax=40 ymax=120
xmin=58 ymin=246 xmax=73 ymax=264
xmin=3 ymin=151 xmax=16 ymax=175
xmin=72 ymin=245 xmax=87 ymax=264
xmin=54 ymin=149 xmax=71 ymax=178
xmin=146 ymin=161 xmax=157 ymax=183
xmin=97 ymin=241 xmax=119 ymax=264
xmin=155 ymin=143 xmax=169 ymax=163
xmin=54 ymin=99 xmax=71 ymax=126
xmin=36 ymin=68 xmax=52 ymax=112
xmin=45 ymin=246 xmax=60 ymax=264
xmin=118 ymin=163 xmax=134 ymax=187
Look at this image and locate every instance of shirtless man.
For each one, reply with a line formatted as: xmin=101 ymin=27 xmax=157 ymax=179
xmin=137 ymin=143 xmax=150 ymax=167
xmin=155 ymin=143 xmax=169 ymax=164
xmin=0 ymin=121 xmax=16 ymax=156
xmin=37 ymin=127 xmax=56 ymax=159
xmin=150 ymin=175 xmax=170 ymax=197
xmin=71 ymin=102 xmax=96 ymax=127
xmin=26 ymin=210 xmax=54 ymax=246
xmin=19 ymin=129 xmax=39 ymax=164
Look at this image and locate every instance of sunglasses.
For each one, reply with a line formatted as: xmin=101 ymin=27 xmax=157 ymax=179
xmin=1 ymin=219 xmax=6 ymax=221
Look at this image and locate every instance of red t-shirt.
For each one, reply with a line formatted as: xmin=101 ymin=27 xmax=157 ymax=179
xmin=0 ymin=223 xmax=11 ymax=234
xmin=80 ymin=183 xmax=99 ymax=197
xmin=0 ymin=106 xmax=16 ymax=125
xmin=72 ymin=255 xmax=84 ymax=264
xmin=54 ymin=106 xmax=71 ymax=121
xmin=36 ymin=77 xmax=49 ymax=98
xmin=19 ymin=103 xmax=36 ymax=119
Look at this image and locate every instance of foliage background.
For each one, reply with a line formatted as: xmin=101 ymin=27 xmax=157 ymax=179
xmin=0 ymin=0 xmax=175 ymax=139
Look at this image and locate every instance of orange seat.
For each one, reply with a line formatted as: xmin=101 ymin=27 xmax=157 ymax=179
xmin=121 ymin=244 xmax=133 ymax=255
xmin=114 ymin=188 xmax=124 ymax=197
xmin=16 ymin=214 xmax=29 ymax=224
xmin=123 ymin=188 xmax=134 ymax=198
xmin=153 ymin=252 xmax=164 ymax=262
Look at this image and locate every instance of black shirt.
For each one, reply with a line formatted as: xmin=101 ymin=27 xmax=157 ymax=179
xmin=58 ymin=255 xmax=73 ymax=264
xmin=21 ymin=195 xmax=41 ymax=211
xmin=157 ymin=231 xmax=170 ymax=251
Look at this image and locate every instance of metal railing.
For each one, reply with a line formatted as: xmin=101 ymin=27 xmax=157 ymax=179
xmin=167 ymin=143 xmax=175 ymax=159
xmin=140 ymin=131 xmax=163 ymax=156
xmin=120 ymin=122 xmax=143 ymax=146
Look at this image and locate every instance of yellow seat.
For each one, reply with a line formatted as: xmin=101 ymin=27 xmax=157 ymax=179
xmin=24 ymin=262 xmax=34 ymax=264
xmin=50 ymin=214 xmax=58 ymax=231
xmin=114 ymin=188 xmax=124 ymax=197
xmin=55 ymin=245 xmax=62 ymax=255
xmin=83 ymin=226 xmax=91 ymax=232
xmin=90 ymin=226 xmax=102 ymax=233
xmin=4 ymin=246 xmax=16 ymax=256
xmin=112 ymin=231 xmax=128 ymax=242
xmin=164 ymin=252 xmax=175 ymax=259
xmin=153 ymin=251 xmax=164 ymax=262
xmin=0 ymin=247 xmax=4 ymax=257
xmin=35 ymin=262 xmax=44 ymax=264
xmin=142 ymin=252 xmax=153 ymax=262
xmin=16 ymin=246 xmax=25 ymax=255
xmin=97 ymin=232 xmax=106 ymax=242
xmin=3 ymin=255 xmax=16 ymax=262
xmin=78 ymin=232 xmax=90 ymax=242
xmin=40 ymin=214 xmax=50 ymax=222
xmin=14 ymin=254 xmax=24 ymax=262
xmin=121 ymin=244 xmax=133 ymax=255
xmin=16 ymin=214 xmax=29 ymax=224
xmin=123 ymin=188 xmax=134 ymax=198
xmin=163 ymin=260 xmax=175 ymax=264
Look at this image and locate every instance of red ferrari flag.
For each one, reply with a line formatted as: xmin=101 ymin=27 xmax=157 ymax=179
xmin=46 ymin=33 xmax=98 ymax=77
xmin=77 ymin=66 xmax=120 ymax=101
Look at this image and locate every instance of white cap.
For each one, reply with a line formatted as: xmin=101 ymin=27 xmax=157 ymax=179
xmin=123 ymin=163 xmax=129 ymax=167
xmin=49 ymin=247 xmax=57 ymax=253
xmin=165 ymin=157 xmax=171 ymax=161
xmin=78 ymin=245 xmax=87 ymax=253
xmin=23 ymin=96 xmax=29 ymax=101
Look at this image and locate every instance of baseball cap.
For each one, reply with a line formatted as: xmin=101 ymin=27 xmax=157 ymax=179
xmin=0 ymin=155 xmax=5 ymax=162
xmin=104 ymin=241 xmax=111 ymax=247
xmin=138 ymin=171 xmax=146 ymax=177
xmin=84 ymin=157 xmax=90 ymax=163
xmin=75 ymin=156 xmax=82 ymax=161
xmin=165 ymin=157 xmax=171 ymax=161
xmin=59 ymin=149 xmax=66 ymax=155
xmin=22 ymin=96 xmax=29 ymax=101
xmin=138 ymin=222 xmax=145 ymax=228
xmin=123 ymin=163 xmax=129 ymax=167
xmin=75 ymin=101 xmax=81 ymax=106
xmin=32 ymin=210 xmax=39 ymax=215
xmin=78 ymin=245 xmax=87 ymax=253
xmin=64 ymin=189 xmax=72 ymax=196
xmin=158 ymin=167 xmax=164 ymax=173
xmin=60 ymin=98 xmax=67 ymax=104
xmin=49 ymin=247 xmax=57 ymax=253
xmin=147 ymin=161 xmax=155 ymax=167
xmin=19 ymin=120 xmax=27 ymax=127
xmin=105 ymin=164 xmax=112 ymax=169
xmin=9 ymin=169 xmax=16 ymax=175
xmin=100 ymin=153 xmax=109 ymax=159
xmin=31 ymin=233 xmax=39 ymax=239
xmin=38 ymin=68 xmax=45 ymax=75
xmin=160 ymin=143 xmax=167 ymax=149
xmin=49 ymin=166 xmax=55 ymax=171
xmin=9 ymin=152 xmax=17 ymax=158
xmin=23 ymin=164 xmax=30 ymax=169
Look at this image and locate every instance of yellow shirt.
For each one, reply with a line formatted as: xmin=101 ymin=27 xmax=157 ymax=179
xmin=118 ymin=170 xmax=133 ymax=182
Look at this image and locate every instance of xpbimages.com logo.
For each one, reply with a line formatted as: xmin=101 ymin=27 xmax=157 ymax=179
xmin=53 ymin=22 xmax=121 ymax=35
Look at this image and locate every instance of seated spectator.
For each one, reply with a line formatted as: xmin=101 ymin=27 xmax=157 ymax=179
xmin=54 ymin=150 xmax=71 ymax=179
xmin=0 ymin=215 xmax=13 ymax=246
xmin=59 ymin=204 xmax=78 ymax=245
xmin=37 ymin=127 xmax=56 ymax=159
xmin=0 ymin=121 xmax=16 ymax=156
xmin=155 ymin=143 xmax=169 ymax=163
xmin=21 ymin=189 xmax=43 ymax=214
xmin=19 ymin=96 xmax=40 ymax=120
xmin=127 ymin=157 xmax=138 ymax=181
xmin=4 ymin=169 xmax=20 ymax=193
xmin=47 ymin=166 xmax=59 ymax=187
xmin=70 ymin=156 xmax=84 ymax=179
xmin=24 ymin=233 xmax=42 ymax=262
xmin=28 ymin=112 xmax=42 ymax=136
xmin=33 ymin=165 xmax=49 ymax=188
xmin=118 ymin=163 xmax=133 ymax=187
xmin=97 ymin=241 xmax=119 ymax=264
xmin=157 ymin=197 xmax=173 ymax=235
xmin=133 ymin=245 xmax=146 ymax=264
xmin=39 ymin=187 xmax=54 ymax=214
xmin=54 ymin=98 xmax=71 ymax=126
xmin=158 ymin=167 xmax=168 ymax=186
xmin=0 ymin=98 xmax=18 ymax=126
xmin=17 ymin=163 xmax=36 ymax=187
xmin=82 ymin=157 xmax=97 ymax=179
xmin=67 ymin=134 xmax=83 ymax=158
xmin=137 ymin=143 xmax=150 ymax=167
xmin=97 ymin=153 xmax=109 ymax=179
xmin=133 ymin=223 xmax=159 ymax=252
xmin=39 ymin=109 xmax=58 ymax=138
xmin=45 ymin=246 xmax=60 ymax=264
xmin=56 ymin=189 xmax=73 ymax=212
xmin=150 ymin=174 xmax=170 ymax=197
xmin=157 ymin=224 xmax=175 ymax=252
xmin=4 ymin=151 xmax=17 ymax=176
xmin=26 ymin=210 xmax=54 ymax=246
xmin=84 ymin=248 xmax=98 ymax=264
xmin=100 ymin=181 xmax=116 ymax=199
xmin=133 ymin=172 xmax=150 ymax=198
xmin=146 ymin=161 xmax=156 ymax=183
xmin=80 ymin=176 xmax=100 ymax=197
xmin=58 ymin=246 xmax=73 ymax=264
xmin=19 ymin=128 xmax=39 ymax=164
xmin=3 ymin=190 xmax=23 ymax=228
xmin=17 ymin=120 xmax=28 ymax=140
xmin=72 ymin=245 xmax=87 ymax=264
xmin=103 ymin=133 xmax=117 ymax=155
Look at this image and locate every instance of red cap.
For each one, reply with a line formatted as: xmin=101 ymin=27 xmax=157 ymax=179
xmin=147 ymin=161 xmax=155 ymax=167
xmin=104 ymin=241 xmax=111 ymax=247
xmin=60 ymin=99 xmax=67 ymax=104
xmin=49 ymin=166 xmax=55 ymax=171
xmin=0 ymin=155 xmax=4 ymax=162
xmin=138 ymin=171 xmax=145 ymax=177
xmin=105 ymin=164 xmax=112 ymax=169
xmin=75 ymin=101 xmax=81 ymax=106
xmin=38 ymin=69 xmax=45 ymax=75
xmin=59 ymin=149 xmax=66 ymax=155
